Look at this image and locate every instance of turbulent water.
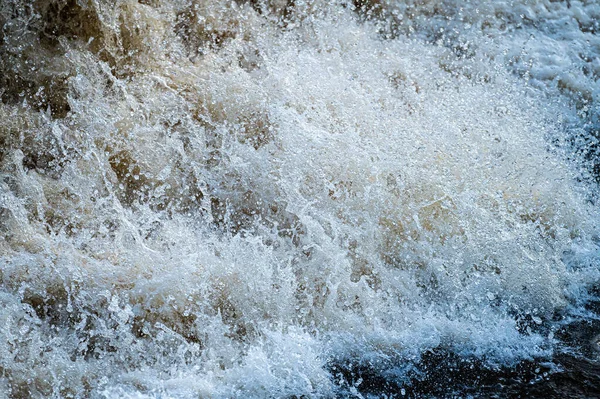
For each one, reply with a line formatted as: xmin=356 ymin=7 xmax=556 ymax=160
xmin=1 ymin=0 xmax=600 ymax=397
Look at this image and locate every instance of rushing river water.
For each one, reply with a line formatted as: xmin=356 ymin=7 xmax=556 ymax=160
xmin=1 ymin=0 xmax=600 ymax=397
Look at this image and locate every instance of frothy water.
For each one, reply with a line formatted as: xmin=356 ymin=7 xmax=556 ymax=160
xmin=1 ymin=1 xmax=599 ymax=397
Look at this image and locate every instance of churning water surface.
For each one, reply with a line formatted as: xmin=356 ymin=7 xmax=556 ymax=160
xmin=1 ymin=0 xmax=600 ymax=397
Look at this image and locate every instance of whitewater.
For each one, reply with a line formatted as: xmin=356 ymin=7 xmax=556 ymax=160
xmin=0 ymin=0 xmax=599 ymax=397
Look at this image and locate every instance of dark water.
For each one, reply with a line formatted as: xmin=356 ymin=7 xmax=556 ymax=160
xmin=336 ymin=296 xmax=600 ymax=398
xmin=336 ymin=347 xmax=600 ymax=398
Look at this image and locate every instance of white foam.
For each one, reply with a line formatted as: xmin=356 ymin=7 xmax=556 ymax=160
xmin=0 ymin=0 xmax=599 ymax=396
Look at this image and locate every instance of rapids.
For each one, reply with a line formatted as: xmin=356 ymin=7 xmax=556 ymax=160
xmin=0 ymin=0 xmax=599 ymax=397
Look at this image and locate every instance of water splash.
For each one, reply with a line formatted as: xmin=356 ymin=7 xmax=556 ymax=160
xmin=0 ymin=1 xmax=599 ymax=397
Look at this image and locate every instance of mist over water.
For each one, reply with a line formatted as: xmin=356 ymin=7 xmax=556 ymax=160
xmin=1 ymin=0 xmax=600 ymax=397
